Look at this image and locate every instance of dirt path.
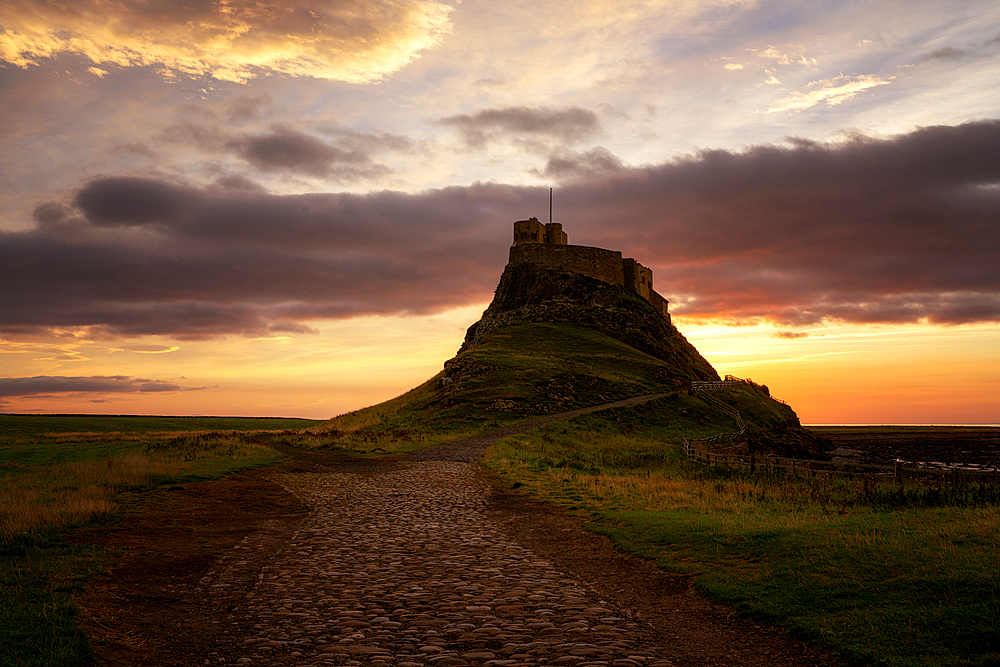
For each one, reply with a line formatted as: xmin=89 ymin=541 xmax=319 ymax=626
xmin=77 ymin=401 xmax=843 ymax=667
xmin=405 ymin=394 xmax=666 ymax=462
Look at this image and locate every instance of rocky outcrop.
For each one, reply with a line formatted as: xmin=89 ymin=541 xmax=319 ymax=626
xmin=458 ymin=262 xmax=719 ymax=383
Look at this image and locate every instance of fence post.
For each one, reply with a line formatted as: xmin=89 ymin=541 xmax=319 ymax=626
xmin=894 ymin=461 xmax=900 ymax=483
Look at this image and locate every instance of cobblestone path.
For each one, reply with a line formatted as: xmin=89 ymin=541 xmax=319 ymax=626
xmin=221 ymin=460 xmax=675 ymax=667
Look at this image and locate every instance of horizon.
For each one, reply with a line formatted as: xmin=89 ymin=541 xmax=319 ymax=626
xmin=3 ymin=411 xmax=999 ymax=429
xmin=2 ymin=0 xmax=998 ymax=425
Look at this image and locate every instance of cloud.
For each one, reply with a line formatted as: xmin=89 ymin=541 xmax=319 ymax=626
xmin=920 ymin=34 xmax=1000 ymax=63
xmin=0 ymin=375 xmax=196 ymax=398
xmin=117 ymin=345 xmax=180 ymax=354
xmin=540 ymin=147 xmax=626 ymax=180
xmin=113 ymin=142 xmax=159 ymax=159
xmin=438 ymin=106 xmax=601 ymax=149
xmin=769 ymin=75 xmax=892 ymax=113
xmin=751 ymin=46 xmax=817 ymax=67
xmin=773 ymin=331 xmax=810 ymax=340
xmin=209 ymin=174 xmax=268 ymax=194
xmin=0 ymin=0 xmax=452 ymax=83
xmin=227 ymin=94 xmax=274 ymax=122
xmin=230 ymin=128 xmax=383 ymax=177
xmin=2 ymin=120 xmax=999 ymax=339
xmin=3 ymin=179 xmax=520 ymax=339
xmin=923 ymin=47 xmax=968 ymax=61
xmin=166 ymin=124 xmax=409 ymax=179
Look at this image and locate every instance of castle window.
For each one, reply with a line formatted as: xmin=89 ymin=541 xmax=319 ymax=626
xmin=531 ymin=233 xmax=538 ymax=240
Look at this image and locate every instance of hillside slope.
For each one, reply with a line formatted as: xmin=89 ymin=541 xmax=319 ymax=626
xmin=460 ymin=262 xmax=719 ymax=383
xmin=324 ymin=322 xmax=694 ymax=436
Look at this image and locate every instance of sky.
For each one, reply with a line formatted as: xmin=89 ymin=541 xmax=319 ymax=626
xmin=1 ymin=0 xmax=998 ymax=424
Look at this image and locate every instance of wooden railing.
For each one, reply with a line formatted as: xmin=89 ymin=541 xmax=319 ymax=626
xmin=682 ymin=442 xmax=1000 ymax=482
xmin=685 ymin=377 xmax=747 ymax=448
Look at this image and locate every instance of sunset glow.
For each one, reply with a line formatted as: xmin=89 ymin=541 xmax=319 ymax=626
xmin=2 ymin=0 xmax=998 ymax=423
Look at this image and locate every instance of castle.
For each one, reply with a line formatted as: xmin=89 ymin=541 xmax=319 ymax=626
xmin=509 ymin=217 xmax=670 ymax=320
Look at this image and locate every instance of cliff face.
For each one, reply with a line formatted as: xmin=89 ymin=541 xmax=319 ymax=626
xmin=458 ymin=261 xmax=720 ymax=384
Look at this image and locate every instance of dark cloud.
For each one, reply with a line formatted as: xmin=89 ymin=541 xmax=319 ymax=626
xmin=209 ymin=174 xmax=268 ymax=194
xmin=0 ymin=375 xmax=196 ymax=398
xmin=541 ymin=147 xmax=626 ymax=179
xmin=920 ymin=34 xmax=1000 ymax=63
xmin=74 ymin=176 xmax=186 ymax=227
xmin=3 ymin=120 xmax=999 ymax=339
xmin=321 ymin=129 xmax=414 ymax=155
xmin=774 ymin=331 xmax=810 ymax=340
xmin=113 ymin=142 xmax=158 ymax=158
xmin=2 ymin=180 xmax=518 ymax=339
xmin=165 ymin=123 xmax=405 ymax=180
xmin=923 ymin=46 xmax=967 ymax=61
xmin=227 ymin=94 xmax=274 ymax=122
xmin=559 ymin=120 xmax=1000 ymax=325
xmin=231 ymin=129 xmax=357 ymax=176
xmin=438 ymin=106 xmax=601 ymax=148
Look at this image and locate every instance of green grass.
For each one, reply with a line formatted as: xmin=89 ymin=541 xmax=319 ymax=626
xmin=1 ymin=534 xmax=107 ymax=667
xmin=590 ymin=508 xmax=999 ymax=667
xmin=483 ymin=403 xmax=1000 ymax=667
xmin=0 ymin=414 xmax=320 ymax=442
xmin=0 ymin=415 xmax=318 ymax=667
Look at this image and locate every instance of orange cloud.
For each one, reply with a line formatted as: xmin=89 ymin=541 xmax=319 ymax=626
xmin=0 ymin=0 xmax=452 ymax=83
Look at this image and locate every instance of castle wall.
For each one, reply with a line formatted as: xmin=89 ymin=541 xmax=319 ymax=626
xmin=544 ymin=222 xmax=568 ymax=245
xmin=647 ymin=289 xmax=671 ymax=322
xmin=508 ymin=243 xmax=625 ymax=287
xmin=622 ymin=258 xmax=652 ymax=300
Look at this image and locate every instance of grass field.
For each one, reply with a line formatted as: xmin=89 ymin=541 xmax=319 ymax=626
xmin=483 ymin=409 xmax=1000 ymax=667
xmin=4 ymin=345 xmax=997 ymax=667
xmin=0 ymin=414 xmax=320 ymax=667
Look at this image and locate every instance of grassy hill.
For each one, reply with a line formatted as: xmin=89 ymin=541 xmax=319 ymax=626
xmin=319 ymin=321 xmax=686 ymax=436
xmin=309 ymin=320 xmax=821 ymax=458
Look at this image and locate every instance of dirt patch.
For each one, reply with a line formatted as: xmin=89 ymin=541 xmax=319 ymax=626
xmin=72 ymin=445 xmax=359 ymax=666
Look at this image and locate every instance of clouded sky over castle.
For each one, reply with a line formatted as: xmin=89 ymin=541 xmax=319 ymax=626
xmin=1 ymin=0 xmax=998 ymax=422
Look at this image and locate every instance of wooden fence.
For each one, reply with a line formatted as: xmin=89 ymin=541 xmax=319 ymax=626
xmin=682 ymin=440 xmax=1000 ymax=483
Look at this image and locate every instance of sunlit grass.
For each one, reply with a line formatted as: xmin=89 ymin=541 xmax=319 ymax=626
xmin=0 ymin=426 xmax=290 ymax=541
xmin=0 ymin=432 xmax=280 ymax=540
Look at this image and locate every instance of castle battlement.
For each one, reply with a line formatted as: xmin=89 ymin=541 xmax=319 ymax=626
xmin=508 ymin=219 xmax=669 ymax=320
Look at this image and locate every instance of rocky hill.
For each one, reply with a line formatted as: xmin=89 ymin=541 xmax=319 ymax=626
xmin=457 ymin=261 xmax=719 ymax=385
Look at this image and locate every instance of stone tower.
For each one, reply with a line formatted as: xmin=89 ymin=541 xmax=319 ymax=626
xmin=512 ymin=217 xmax=568 ymax=246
